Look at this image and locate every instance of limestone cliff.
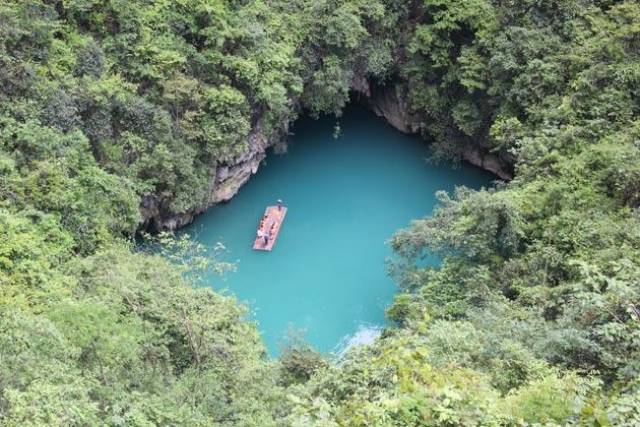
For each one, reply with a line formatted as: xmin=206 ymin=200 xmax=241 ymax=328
xmin=367 ymin=84 xmax=422 ymax=135
xmin=142 ymin=80 xmax=511 ymax=231
xmin=365 ymin=83 xmax=513 ymax=181
xmin=140 ymin=126 xmax=277 ymax=231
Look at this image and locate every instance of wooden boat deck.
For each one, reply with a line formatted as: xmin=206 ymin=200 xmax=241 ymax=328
xmin=253 ymin=205 xmax=287 ymax=251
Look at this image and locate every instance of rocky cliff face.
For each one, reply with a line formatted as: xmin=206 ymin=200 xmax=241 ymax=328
xmin=366 ymin=84 xmax=422 ymax=135
xmin=365 ymin=83 xmax=513 ymax=181
xmin=140 ymin=126 xmax=277 ymax=231
xmin=142 ymin=80 xmax=512 ymax=231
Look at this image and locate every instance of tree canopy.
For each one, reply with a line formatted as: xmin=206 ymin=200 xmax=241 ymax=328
xmin=1 ymin=0 xmax=639 ymax=425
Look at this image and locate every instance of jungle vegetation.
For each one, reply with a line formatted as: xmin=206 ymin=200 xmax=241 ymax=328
xmin=0 ymin=0 xmax=639 ymax=425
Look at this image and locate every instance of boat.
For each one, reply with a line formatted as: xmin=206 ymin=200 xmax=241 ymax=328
xmin=253 ymin=205 xmax=287 ymax=251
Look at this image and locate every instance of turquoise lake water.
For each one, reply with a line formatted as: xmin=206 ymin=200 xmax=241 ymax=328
xmin=183 ymin=105 xmax=494 ymax=355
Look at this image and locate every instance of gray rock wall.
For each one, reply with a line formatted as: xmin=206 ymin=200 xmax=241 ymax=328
xmin=365 ymin=83 xmax=512 ymax=181
xmin=142 ymin=79 xmax=512 ymax=231
xmin=140 ymin=126 xmax=277 ymax=231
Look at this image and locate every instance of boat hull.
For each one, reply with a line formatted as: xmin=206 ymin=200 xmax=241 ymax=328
xmin=253 ymin=206 xmax=287 ymax=251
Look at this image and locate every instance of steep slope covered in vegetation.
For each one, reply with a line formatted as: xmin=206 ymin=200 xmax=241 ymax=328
xmin=2 ymin=0 xmax=403 ymax=231
xmin=1 ymin=0 xmax=639 ymax=425
xmin=285 ymin=1 xmax=640 ymax=424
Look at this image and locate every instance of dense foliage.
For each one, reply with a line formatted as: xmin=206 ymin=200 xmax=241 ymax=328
xmin=1 ymin=0 xmax=639 ymax=425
